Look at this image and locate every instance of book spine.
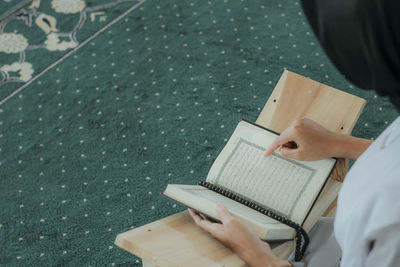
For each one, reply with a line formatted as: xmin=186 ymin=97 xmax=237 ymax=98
xmin=198 ymin=181 xmax=309 ymax=262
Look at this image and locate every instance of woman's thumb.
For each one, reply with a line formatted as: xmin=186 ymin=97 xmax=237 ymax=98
xmin=279 ymin=146 xmax=299 ymax=159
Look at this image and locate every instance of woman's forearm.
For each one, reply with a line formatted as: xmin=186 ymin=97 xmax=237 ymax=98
xmin=329 ymin=134 xmax=373 ymax=160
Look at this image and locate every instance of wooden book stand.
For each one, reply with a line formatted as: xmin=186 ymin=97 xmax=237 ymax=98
xmin=115 ymin=70 xmax=366 ymax=266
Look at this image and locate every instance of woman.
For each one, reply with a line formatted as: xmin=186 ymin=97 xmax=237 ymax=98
xmin=189 ymin=0 xmax=400 ymax=266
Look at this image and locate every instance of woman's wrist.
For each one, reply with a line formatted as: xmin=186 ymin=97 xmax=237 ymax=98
xmin=242 ymin=240 xmax=286 ymax=267
xmin=329 ymin=134 xmax=372 ymax=160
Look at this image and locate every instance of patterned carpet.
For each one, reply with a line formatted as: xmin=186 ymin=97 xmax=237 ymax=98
xmin=0 ymin=0 xmax=30 ymax=21
xmin=0 ymin=0 xmax=398 ymax=266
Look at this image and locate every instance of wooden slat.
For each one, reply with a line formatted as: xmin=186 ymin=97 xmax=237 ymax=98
xmin=257 ymin=70 xmax=366 ymax=183
xmin=256 ymin=70 xmax=365 ymax=135
xmin=115 ymin=70 xmax=366 ymax=266
xmin=115 ymin=211 xmax=246 ymax=267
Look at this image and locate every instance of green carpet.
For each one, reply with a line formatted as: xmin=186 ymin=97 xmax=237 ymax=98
xmin=0 ymin=0 xmax=138 ymax=99
xmin=0 ymin=0 xmax=30 ymax=21
xmin=0 ymin=0 xmax=398 ymax=266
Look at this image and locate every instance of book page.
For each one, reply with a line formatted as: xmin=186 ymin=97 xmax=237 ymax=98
xmin=302 ymin=178 xmax=341 ymax=232
xmin=163 ymin=184 xmax=295 ymax=240
xmin=213 ymin=139 xmax=314 ymax=219
xmin=183 ymin=186 xmax=279 ymax=225
xmin=206 ymin=120 xmax=336 ymax=224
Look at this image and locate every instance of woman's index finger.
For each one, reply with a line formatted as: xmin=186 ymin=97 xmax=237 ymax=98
xmin=264 ymin=139 xmax=280 ymax=156
xmin=264 ymin=129 xmax=297 ymax=156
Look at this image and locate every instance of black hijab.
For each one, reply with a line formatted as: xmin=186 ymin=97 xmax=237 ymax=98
xmin=301 ymin=0 xmax=400 ymax=109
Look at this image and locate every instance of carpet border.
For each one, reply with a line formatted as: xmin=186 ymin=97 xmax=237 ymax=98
xmin=0 ymin=0 xmax=147 ymax=106
xmin=0 ymin=0 xmax=31 ymax=22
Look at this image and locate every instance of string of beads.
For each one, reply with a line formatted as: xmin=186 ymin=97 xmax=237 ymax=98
xmin=198 ymin=181 xmax=309 ymax=261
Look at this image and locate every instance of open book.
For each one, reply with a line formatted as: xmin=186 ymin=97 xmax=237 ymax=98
xmin=163 ymin=120 xmax=336 ymax=241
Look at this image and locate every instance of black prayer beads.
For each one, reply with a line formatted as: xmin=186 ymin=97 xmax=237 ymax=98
xmin=198 ymin=181 xmax=309 ymax=261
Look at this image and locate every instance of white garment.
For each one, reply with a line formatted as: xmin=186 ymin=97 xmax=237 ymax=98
xmin=290 ymin=117 xmax=400 ymax=267
xmin=335 ymin=116 xmax=400 ymax=267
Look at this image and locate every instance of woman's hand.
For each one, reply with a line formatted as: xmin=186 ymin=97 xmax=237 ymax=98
xmin=264 ymin=118 xmax=372 ymax=161
xmin=264 ymin=118 xmax=336 ymax=161
xmin=188 ymin=204 xmax=282 ymax=267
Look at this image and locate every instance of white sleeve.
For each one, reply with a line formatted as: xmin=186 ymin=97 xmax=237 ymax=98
xmin=365 ymin=223 xmax=400 ymax=267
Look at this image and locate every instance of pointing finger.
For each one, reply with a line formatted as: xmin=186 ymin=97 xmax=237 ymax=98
xmin=264 ymin=138 xmax=281 ymax=156
xmin=264 ymin=133 xmax=293 ymax=156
